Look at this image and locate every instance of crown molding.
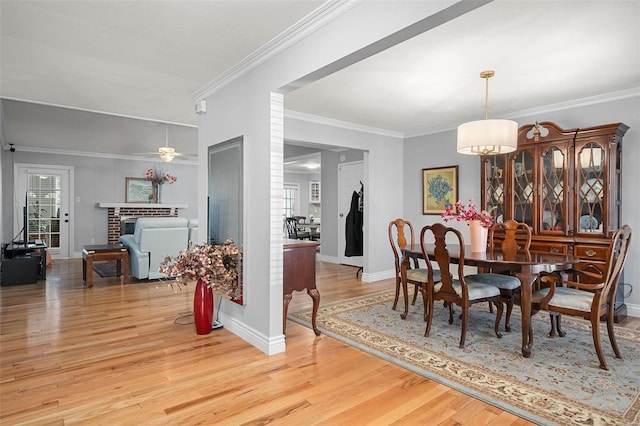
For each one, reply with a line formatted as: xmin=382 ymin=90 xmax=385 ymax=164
xmin=285 ymin=109 xmax=405 ymax=139
xmin=406 ymin=87 xmax=640 ymax=139
xmin=0 ymin=96 xmax=198 ymax=129
xmin=191 ymin=0 xmax=357 ymax=101
xmin=6 ymin=145 xmax=197 ymax=165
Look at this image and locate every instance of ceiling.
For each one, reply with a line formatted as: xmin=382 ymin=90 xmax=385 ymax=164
xmin=1 ymin=1 xmax=639 ymax=164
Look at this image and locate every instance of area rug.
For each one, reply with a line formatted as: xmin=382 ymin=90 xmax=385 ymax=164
xmin=289 ymin=290 xmax=640 ymax=426
xmin=92 ymin=262 xmax=119 ymax=277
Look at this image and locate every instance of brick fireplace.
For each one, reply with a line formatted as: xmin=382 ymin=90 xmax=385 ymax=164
xmin=98 ymin=203 xmax=188 ymax=244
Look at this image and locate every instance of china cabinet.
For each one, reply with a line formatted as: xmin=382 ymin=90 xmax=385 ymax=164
xmin=309 ymin=181 xmax=321 ymax=203
xmin=481 ymin=121 xmax=629 ymax=321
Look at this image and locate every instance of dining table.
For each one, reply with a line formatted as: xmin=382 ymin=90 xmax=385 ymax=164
xmin=401 ymin=244 xmax=581 ymax=358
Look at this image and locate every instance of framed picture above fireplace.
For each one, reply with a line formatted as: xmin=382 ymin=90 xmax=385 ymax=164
xmin=125 ymin=178 xmax=153 ymax=203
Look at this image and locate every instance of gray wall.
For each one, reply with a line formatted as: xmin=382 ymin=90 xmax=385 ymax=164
xmin=1 ymin=150 xmax=198 ymax=256
xmin=404 ymin=95 xmax=640 ymax=317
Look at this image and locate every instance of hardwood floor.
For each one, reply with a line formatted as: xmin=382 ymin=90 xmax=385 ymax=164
xmin=1 ymin=260 xmax=637 ymax=425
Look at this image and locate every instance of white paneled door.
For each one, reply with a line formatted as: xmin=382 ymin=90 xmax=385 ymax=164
xmin=14 ymin=164 xmax=72 ymax=258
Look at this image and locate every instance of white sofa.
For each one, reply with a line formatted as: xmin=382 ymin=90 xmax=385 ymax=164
xmin=188 ymin=218 xmax=198 ymax=244
xmin=119 ymin=217 xmax=189 ymax=280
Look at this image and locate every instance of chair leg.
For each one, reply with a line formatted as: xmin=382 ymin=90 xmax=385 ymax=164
xmin=493 ymin=301 xmax=503 ymax=339
xmin=590 ymin=315 xmax=608 ymax=370
xmin=392 ymin=276 xmax=400 ymax=311
xmin=548 ymin=313 xmax=566 ymax=337
xmin=459 ymin=306 xmax=468 ymax=348
xmin=448 ymin=303 xmax=454 ymax=324
xmin=424 ymin=289 xmax=435 ymax=337
xmin=606 ymin=309 xmax=622 ymax=359
xmin=421 ymin=286 xmax=429 ymax=322
xmin=411 ymin=283 xmax=419 ymax=305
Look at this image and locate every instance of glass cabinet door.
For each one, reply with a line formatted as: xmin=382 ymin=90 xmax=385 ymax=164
xmin=540 ymin=146 xmax=566 ymax=233
xmin=511 ymin=149 xmax=535 ymax=227
xmin=576 ymin=141 xmax=605 ymax=234
xmin=483 ymin=156 xmax=506 ymax=223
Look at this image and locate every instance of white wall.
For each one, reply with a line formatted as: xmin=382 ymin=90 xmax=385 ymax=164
xmin=404 ymin=95 xmax=640 ymax=317
xmin=198 ymin=1 xmax=468 ymax=354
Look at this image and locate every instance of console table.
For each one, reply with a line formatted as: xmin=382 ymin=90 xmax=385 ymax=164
xmin=283 ymin=239 xmax=321 ymax=336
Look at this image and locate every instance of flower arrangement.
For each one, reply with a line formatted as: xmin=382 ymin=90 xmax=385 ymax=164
xmin=145 ymin=167 xmax=177 ymax=185
xmin=159 ymin=239 xmax=242 ymax=301
xmin=441 ymin=199 xmax=494 ymax=228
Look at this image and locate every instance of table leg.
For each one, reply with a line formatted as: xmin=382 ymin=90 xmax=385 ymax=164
xmin=122 ymin=253 xmax=129 ymax=284
xmin=308 ymin=288 xmax=321 ymax=336
xmin=515 ymin=271 xmax=537 ymax=358
xmin=85 ymin=255 xmax=93 ymax=288
xmin=401 ymin=255 xmax=410 ymax=319
xmin=283 ymin=293 xmax=293 ymax=334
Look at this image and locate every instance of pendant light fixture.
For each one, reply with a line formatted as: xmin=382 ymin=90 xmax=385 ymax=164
xmin=457 ymin=70 xmax=518 ymax=155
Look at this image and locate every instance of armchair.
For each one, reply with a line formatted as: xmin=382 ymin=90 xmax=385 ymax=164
xmin=532 ymin=225 xmax=632 ymax=370
xmin=119 ymin=217 xmax=189 ymax=280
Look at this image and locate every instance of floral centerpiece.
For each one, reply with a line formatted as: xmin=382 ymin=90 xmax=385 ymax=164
xmin=441 ymin=199 xmax=494 ymax=228
xmin=159 ymin=238 xmax=242 ymax=302
xmin=145 ymin=167 xmax=177 ymax=185
xmin=145 ymin=167 xmax=176 ymax=203
xmin=441 ymin=199 xmax=494 ymax=252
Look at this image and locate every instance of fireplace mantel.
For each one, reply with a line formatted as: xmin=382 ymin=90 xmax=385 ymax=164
xmin=98 ymin=202 xmax=188 ymax=209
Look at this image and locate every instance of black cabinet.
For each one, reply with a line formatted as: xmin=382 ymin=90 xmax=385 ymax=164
xmin=1 ymin=243 xmax=47 ymax=285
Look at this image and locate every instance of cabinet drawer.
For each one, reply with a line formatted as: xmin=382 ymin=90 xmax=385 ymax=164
xmin=574 ymin=245 xmax=607 ymax=261
xmin=530 ymin=242 xmax=567 ymax=255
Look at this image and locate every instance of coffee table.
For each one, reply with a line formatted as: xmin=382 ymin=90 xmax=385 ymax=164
xmin=82 ymin=244 xmax=129 ymax=287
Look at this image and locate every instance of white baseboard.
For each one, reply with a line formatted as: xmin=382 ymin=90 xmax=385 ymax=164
xmin=362 ymin=269 xmax=395 ymax=283
xmin=625 ymin=302 xmax=639 ymax=318
xmin=218 ymin=312 xmax=286 ymax=355
xmin=317 ymin=254 xmax=340 ymax=264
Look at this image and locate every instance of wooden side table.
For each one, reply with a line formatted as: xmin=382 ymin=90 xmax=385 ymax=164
xmin=283 ymin=239 xmax=321 ymax=336
xmin=82 ymin=244 xmax=129 ymax=288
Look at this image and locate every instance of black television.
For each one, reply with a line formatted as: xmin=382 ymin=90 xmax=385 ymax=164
xmin=16 ymin=191 xmax=28 ymax=245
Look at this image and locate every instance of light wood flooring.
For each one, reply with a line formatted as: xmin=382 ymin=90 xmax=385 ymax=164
xmin=1 ymin=259 xmax=638 ymax=425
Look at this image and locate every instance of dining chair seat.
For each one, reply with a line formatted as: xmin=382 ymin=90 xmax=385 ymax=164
xmin=406 ymin=268 xmax=442 ymax=283
xmin=434 ymin=279 xmax=501 ymax=300
xmin=532 ymin=286 xmax=594 ymax=311
xmin=466 ymin=273 xmax=521 ymax=290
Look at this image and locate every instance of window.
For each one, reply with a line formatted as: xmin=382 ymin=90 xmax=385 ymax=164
xmin=283 ymin=183 xmax=300 ymax=218
xmin=27 ymin=173 xmax=62 ymax=248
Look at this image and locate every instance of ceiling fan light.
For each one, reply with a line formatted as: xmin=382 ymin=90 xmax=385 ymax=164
xmin=160 ymin=152 xmax=175 ymax=162
xmin=159 ymin=146 xmax=176 ymax=155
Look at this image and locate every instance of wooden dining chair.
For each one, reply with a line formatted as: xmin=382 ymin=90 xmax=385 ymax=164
xmin=284 ymin=217 xmax=310 ymax=240
xmin=532 ymin=225 xmax=632 ymax=370
xmin=420 ymin=223 xmax=503 ymax=348
xmin=388 ymin=218 xmax=441 ymax=313
xmin=465 ymin=220 xmax=532 ymax=331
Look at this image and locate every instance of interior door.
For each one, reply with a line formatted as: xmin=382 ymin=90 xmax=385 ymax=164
xmin=338 ymin=161 xmax=363 ymax=267
xmin=14 ymin=164 xmax=72 ymax=258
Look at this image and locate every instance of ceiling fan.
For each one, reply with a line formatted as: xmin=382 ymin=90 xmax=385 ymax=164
xmin=138 ymin=124 xmax=193 ymax=162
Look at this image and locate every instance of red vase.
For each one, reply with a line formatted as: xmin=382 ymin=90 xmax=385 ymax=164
xmin=194 ymin=279 xmax=214 ymax=335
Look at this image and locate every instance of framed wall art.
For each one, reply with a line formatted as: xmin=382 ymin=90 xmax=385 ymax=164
xmin=125 ymin=177 xmax=153 ymax=203
xmin=422 ymin=165 xmax=458 ymax=215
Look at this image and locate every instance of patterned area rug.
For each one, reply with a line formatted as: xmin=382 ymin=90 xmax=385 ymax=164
xmin=289 ymin=291 xmax=640 ymax=426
